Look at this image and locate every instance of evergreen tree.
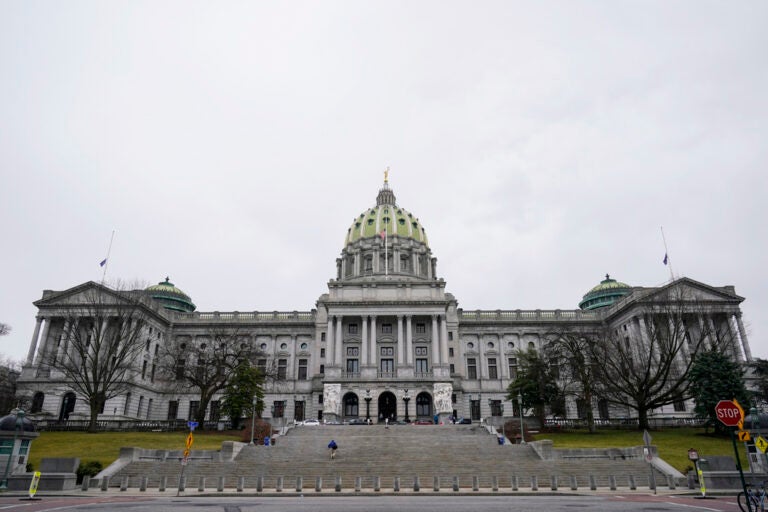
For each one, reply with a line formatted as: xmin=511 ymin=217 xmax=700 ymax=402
xmin=507 ymin=348 xmax=561 ymax=428
xmin=220 ymin=362 xmax=264 ymax=429
xmin=689 ymin=349 xmax=749 ymax=434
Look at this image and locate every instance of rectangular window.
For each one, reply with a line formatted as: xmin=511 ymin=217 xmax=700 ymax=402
xmin=210 ymin=401 xmax=220 ymax=421
xmin=382 ymin=323 xmax=392 ymax=334
xmin=508 ymin=357 xmax=518 ymax=379
xmin=348 ymin=323 xmax=358 ymax=334
xmin=277 ymin=358 xmax=287 ymax=380
xmin=321 ymin=332 xmax=326 ymax=341
xmin=319 ymin=364 xmax=324 ymax=374
xmin=150 ymin=363 xmax=156 ymax=383
xmin=415 ymin=346 xmax=428 ymax=356
xmin=449 ymin=363 xmax=455 ymax=374
xmin=380 ymin=359 xmax=394 ymax=373
xmin=471 ymin=399 xmax=480 ymax=421
xmin=175 ymin=359 xmax=185 ymax=380
xmin=0 ymin=440 xmax=12 ymax=455
xmin=467 ymin=358 xmax=477 ymax=379
xmin=448 ymin=347 xmax=454 ymax=357
xmin=488 ymin=358 xmax=498 ymax=379
xmin=318 ymin=393 xmax=323 ymax=404
xmin=549 ymin=357 xmax=560 ymax=379
xmin=673 ymin=400 xmax=686 ymax=412
xmin=415 ymin=358 xmax=428 ymax=373
xmin=346 ymin=359 xmax=359 ymax=373
xmin=415 ymin=323 xmax=426 ymax=334
xmin=381 ymin=346 xmax=394 ymax=356
xmin=320 ymin=348 xmax=326 ymax=358
xmin=167 ymin=400 xmax=178 ymax=420
xmin=298 ymin=359 xmax=308 ymax=380
xmin=490 ymin=399 xmax=502 ymax=416
xmin=141 ymin=360 xmax=147 ymax=379
xmin=347 ymin=347 xmax=359 ymax=356
xmin=273 ymin=401 xmax=285 ymax=418
xmin=448 ymin=332 xmax=453 ymax=341
xmin=257 ymin=359 xmax=267 ymax=375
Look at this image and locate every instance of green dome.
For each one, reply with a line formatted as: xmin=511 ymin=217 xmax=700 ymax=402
xmin=344 ymin=181 xmax=429 ymax=247
xmin=146 ymin=277 xmax=196 ymax=313
xmin=579 ymin=274 xmax=631 ymax=311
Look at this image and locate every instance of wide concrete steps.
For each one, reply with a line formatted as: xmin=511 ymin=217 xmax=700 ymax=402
xmin=108 ymin=425 xmax=665 ymax=490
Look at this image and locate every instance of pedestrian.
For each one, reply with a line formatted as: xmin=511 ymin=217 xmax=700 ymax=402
xmin=328 ymin=439 xmax=338 ymax=460
xmin=385 ymin=417 xmax=389 ymax=429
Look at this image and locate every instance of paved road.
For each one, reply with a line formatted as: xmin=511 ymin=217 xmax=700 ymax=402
xmin=0 ymin=494 xmax=745 ymax=512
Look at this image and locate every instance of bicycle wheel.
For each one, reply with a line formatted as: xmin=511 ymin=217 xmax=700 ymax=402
xmin=738 ymin=491 xmax=759 ymax=512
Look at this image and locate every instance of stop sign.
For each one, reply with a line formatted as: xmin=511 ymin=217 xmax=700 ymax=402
xmin=715 ymin=400 xmax=743 ymax=427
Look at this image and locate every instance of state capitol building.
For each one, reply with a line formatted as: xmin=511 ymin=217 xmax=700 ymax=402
xmin=17 ymin=178 xmax=753 ymax=427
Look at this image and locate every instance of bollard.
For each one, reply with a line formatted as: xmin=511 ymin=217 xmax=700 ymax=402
xmin=140 ymin=476 xmax=148 ymax=492
xmin=315 ymin=476 xmax=322 ymax=492
xmin=667 ymin=475 xmax=676 ymax=490
xmin=120 ymin=476 xmax=128 ymax=491
xmin=589 ymin=474 xmax=596 ymax=491
xmin=434 ymin=476 xmax=440 ymax=492
xmin=609 ymin=475 xmax=616 ymax=491
xmin=297 ymin=476 xmax=303 ymax=492
xmin=452 ymin=476 xmax=459 ymax=492
xmin=511 ymin=475 xmax=518 ymax=491
xmin=277 ymin=476 xmax=283 ymax=492
xmin=393 ymin=476 xmax=400 ymax=492
xmin=81 ymin=475 xmax=91 ymax=492
xmin=178 ymin=476 xmax=186 ymax=492
xmin=492 ymin=475 xmax=498 ymax=492
xmin=551 ymin=475 xmax=557 ymax=491
xmin=413 ymin=476 xmax=420 ymax=492
xmin=335 ymin=475 xmax=342 ymax=492
xmin=159 ymin=476 xmax=167 ymax=492
xmin=198 ymin=476 xmax=205 ymax=492
xmin=628 ymin=475 xmax=636 ymax=490
xmin=373 ymin=476 xmax=380 ymax=492
xmin=472 ymin=476 xmax=479 ymax=491
xmin=237 ymin=476 xmax=244 ymax=492
xmin=355 ymin=476 xmax=361 ymax=492
xmin=218 ymin=476 xmax=224 ymax=492
xmin=100 ymin=477 xmax=109 ymax=492
xmin=570 ymin=475 xmax=578 ymax=491
xmin=256 ymin=476 xmax=263 ymax=492
xmin=530 ymin=475 xmax=538 ymax=491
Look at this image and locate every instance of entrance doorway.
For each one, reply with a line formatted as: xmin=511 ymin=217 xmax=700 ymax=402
xmin=378 ymin=391 xmax=397 ymax=422
xmin=416 ymin=392 xmax=432 ymax=420
xmin=343 ymin=392 xmax=359 ymax=419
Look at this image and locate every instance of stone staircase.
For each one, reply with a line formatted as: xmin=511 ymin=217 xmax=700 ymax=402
xmin=106 ymin=424 xmax=667 ymax=490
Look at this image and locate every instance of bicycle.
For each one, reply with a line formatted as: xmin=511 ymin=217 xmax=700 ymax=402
xmin=738 ymin=481 xmax=767 ymax=512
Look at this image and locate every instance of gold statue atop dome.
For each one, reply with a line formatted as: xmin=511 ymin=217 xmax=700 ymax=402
xmin=384 ymin=166 xmax=389 ymax=184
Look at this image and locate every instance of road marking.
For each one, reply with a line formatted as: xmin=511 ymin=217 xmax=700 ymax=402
xmin=664 ymin=501 xmax=721 ymax=512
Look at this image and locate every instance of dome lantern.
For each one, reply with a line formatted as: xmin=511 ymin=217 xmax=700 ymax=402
xmin=145 ymin=277 xmax=196 ymax=313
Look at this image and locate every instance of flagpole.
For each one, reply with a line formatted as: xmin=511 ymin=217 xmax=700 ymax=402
xmin=660 ymin=226 xmax=674 ymax=281
xmin=101 ymin=230 xmax=115 ymax=285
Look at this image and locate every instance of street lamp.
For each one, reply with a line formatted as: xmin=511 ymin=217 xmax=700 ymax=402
xmin=364 ymin=390 xmax=372 ymax=422
xmin=517 ymin=392 xmax=526 ymax=444
xmin=0 ymin=409 xmax=24 ymax=489
xmin=249 ymin=396 xmax=258 ymax=445
xmin=403 ymin=389 xmax=411 ymax=422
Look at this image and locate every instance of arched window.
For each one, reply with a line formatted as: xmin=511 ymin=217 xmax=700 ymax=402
xmin=416 ymin=392 xmax=432 ymax=418
xmin=30 ymin=392 xmax=44 ymax=413
xmin=343 ymin=393 xmax=359 ymax=417
xmin=124 ymin=393 xmax=132 ymax=416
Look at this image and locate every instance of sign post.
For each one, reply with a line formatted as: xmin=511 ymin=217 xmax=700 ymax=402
xmin=177 ymin=422 xmax=197 ymax=497
xmin=688 ymin=448 xmax=707 ymax=498
xmin=643 ymin=429 xmax=656 ymax=494
xmin=715 ymin=399 xmax=751 ymax=512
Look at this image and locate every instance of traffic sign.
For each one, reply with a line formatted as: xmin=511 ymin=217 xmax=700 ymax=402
xmin=687 ymin=448 xmax=699 ymax=461
xmin=737 ymin=430 xmax=751 ymax=442
xmin=715 ymin=400 xmax=743 ymax=427
xmin=756 ymin=436 xmax=768 ymax=454
xmin=187 ymin=421 xmax=199 ymax=431
xmin=185 ymin=432 xmax=194 ymax=450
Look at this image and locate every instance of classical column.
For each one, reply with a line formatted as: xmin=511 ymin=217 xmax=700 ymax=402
xmin=26 ymin=317 xmax=43 ymax=365
xmin=34 ymin=318 xmax=52 ymax=365
xmin=370 ymin=316 xmax=377 ymax=370
xmin=397 ymin=315 xmax=404 ymax=365
xmin=353 ymin=252 xmax=360 ymax=277
xmin=726 ymin=315 xmax=744 ymax=362
xmin=327 ymin=317 xmax=334 ymax=365
xmin=361 ymin=316 xmax=369 ymax=366
xmin=431 ymin=315 xmax=440 ymax=367
xmin=289 ymin=335 xmax=297 ymax=380
xmin=440 ymin=315 xmax=449 ymax=367
xmin=406 ymin=315 xmax=413 ymax=365
xmin=735 ymin=313 xmax=753 ymax=361
xmin=335 ymin=315 xmax=344 ymax=366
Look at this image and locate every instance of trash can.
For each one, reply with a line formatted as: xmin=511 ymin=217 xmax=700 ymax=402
xmin=497 ymin=436 xmax=504 ymax=445
xmin=264 ymin=436 xmax=270 ymax=446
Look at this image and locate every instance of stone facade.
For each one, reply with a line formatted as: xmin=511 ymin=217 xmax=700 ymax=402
xmin=16 ymin=180 xmax=752 ymax=427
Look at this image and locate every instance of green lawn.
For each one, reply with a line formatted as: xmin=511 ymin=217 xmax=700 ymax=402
xmin=536 ymin=428 xmax=735 ymax=473
xmin=27 ymin=428 xmax=735 ymax=475
xmin=27 ymin=430 xmax=242 ymax=471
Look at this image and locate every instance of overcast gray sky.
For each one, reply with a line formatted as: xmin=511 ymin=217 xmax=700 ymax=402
xmin=1 ymin=1 xmax=766 ymax=363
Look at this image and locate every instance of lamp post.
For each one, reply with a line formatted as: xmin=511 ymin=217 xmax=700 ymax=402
xmin=403 ymin=389 xmax=411 ymax=423
xmin=364 ymin=390 xmax=372 ymax=422
xmin=0 ymin=409 xmax=24 ymax=489
xmin=500 ymin=403 xmax=505 ymax=441
xmin=517 ymin=392 xmax=526 ymax=444
xmin=249 ymin=396 xmax=258 ymax=445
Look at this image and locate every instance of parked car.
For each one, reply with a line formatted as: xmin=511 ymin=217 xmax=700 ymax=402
xmin=456 ymin=417 xmax=471 ymax=424
xmin=303 ymin=419 xmax=320 ymax=426
xmin=413 ymin=419 xmax=432 ymax=425
xmin=348 ymin=418 xmax=369 ymax=425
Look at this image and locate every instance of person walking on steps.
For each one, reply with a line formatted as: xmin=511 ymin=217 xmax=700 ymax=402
xmin=328 ymin=439 xmax=338 ymax=460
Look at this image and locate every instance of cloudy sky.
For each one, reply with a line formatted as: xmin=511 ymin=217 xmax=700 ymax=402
xmin=1 ymin=1 xmax=766 ymax=363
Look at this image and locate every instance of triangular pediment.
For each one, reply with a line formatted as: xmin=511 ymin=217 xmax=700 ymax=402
xmin=636 ymin=277 xmax=743 ymax=305
xmin=34 ymin=281 xmax=146 ymax=308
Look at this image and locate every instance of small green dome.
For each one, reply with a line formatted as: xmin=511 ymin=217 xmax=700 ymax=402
xmin=344 ymin=182 xmax=429 ymax=247
xmin=579 ymin=274 xmax=631 ymax=311
xmin=146 ymin=277 xmax=196 ymax=313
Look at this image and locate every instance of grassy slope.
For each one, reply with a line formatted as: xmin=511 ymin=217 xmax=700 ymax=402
xmin=28 ymin=428 xmax=735 ymax=474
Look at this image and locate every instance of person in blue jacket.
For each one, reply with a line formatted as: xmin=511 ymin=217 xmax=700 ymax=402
xmin=328 ymin=439 xmax=338 ymax=460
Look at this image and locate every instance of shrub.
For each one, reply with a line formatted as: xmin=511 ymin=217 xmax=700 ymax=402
xmin=241 ymin=419 xmax=274 ymax=445
xmin=76 ymin=460 xmax=103 ymax=484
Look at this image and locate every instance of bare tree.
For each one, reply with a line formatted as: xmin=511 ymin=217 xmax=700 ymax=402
xmin=545 ymin=329 xmax=603 ymax=433
xmin=0 ymin=323 xmax=10 ymax=337
xmin=45 ymin=285 xmax=148 ymax=432
xmin=589 ymin=287 xmax=732 ymax=430
xmin=0 ymin=355 xmax=20 ymax=414
xmin=157 ymin=327 xmax=265 ymax=428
